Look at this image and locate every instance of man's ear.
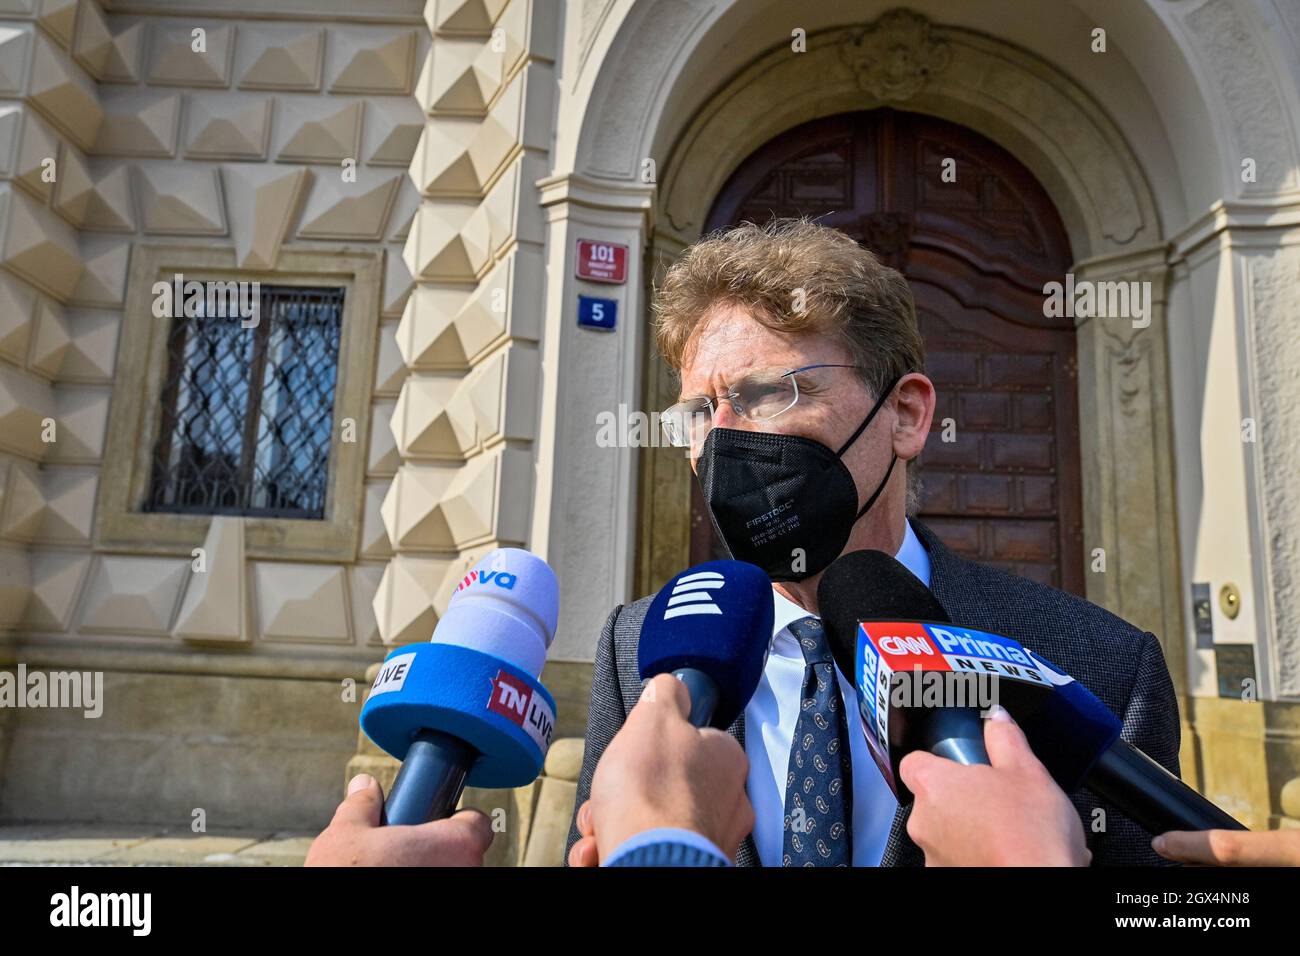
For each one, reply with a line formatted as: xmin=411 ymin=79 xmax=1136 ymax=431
xmin=892 ymin=372 xmax=936 ymax=462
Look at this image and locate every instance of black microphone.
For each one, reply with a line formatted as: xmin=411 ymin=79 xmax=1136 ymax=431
xmin=818 ymin=550 xmax=990 ymax=779
xmin=819 ymin=550 xmax=1245 ymax=834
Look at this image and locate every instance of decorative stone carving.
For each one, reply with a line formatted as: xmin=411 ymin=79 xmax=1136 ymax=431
xmin=840 ymin=9 xmax=950 ymax=102
xmin=372 ymin=320 xmax=407 ymax=395
xmin=172 ymin=515 xmax=250 ymax=644
xmin=0 ymin=545 xmax=31 ymax=629
xmin=26 ymin=33 xmax=103 ymax=149
xmin=0 ymin=363 xmax=54 ymax=461
xmin=0 ymin=187 xmax=84 ymax=300
xmin=296 ymin=170 xmax=401 ymax=241
xmin=28 ymin=295 xmax=68 ymax=376
xmin=416 ymin=35 xmax=501 ymax=116
xmin=390 ymin=373 xmax=477 ymax=460
xmin=371 ymin=552 xmax=463 ymax=646
xmin=0 ymin=27 xmax=31 ymax=99
xmin=184 ymin=96 xmax=272 ymax=160
xmin=94 ymin=91 xmax=180 ymax=157
xmin=380 ymin=445 xmax=531 ymax=550
xmin=0 ymin=460 xmax=43 ymax=538
xmin=1247 ymin=250 xmax=1300 ymax=696
xmin=382 ymin=245 xmax=413 ymax=318
xmin=236 ymin=25 xmax=323 ymax=91
xmin=402 ymin=199 xmax=490 ymax=282
xmin=254 ymin=562 xmax=352 ymax=643
xmin=429 ymin=0 xmax=511 ymax=34
xmin=368 ymin=399 xmax=400 ymax=474
xmin=0 ymin=273 xmax=36 ymax=364
xmin=32 ymin=466 xmax=95 ymax=542
xmin=1185 ymin=0 xmax=1298 ymax=195
xmin=350 ymin=563 xmax=385 ymax=645
xmin=53 ymin=156 xmax=135 ymax=232
xmin=359 ymin=481 xmax=393 ymax=558
xmin=327 ymin=28 xmax=418 ymax=95
xmin=396 ymin=245 xmax=541 ymax=369
xmin=221 ymin=164 xmax=309 ymax=269
xmin=54 ymin=307 xmax=119 ymax=382
xmin=276 ymin=99 xmax=363 ymax=163
xmin=0 ymin=105 xmax=58 ymax=203
xmin=72 ymin=3 xmax=141 ymax=83
xmin=146 ymin=23 xmax=234 ymax=88
xmin=70 ymin=233 xmax=129 ymax=306
xmin=20 ymin=548 xmax=89 ymax=630
xmin=78 ymin=554 xmax=188 ymax=635
xmin=36 ymin=0 xmax=76 ymax=50
xmin=46 ymin=384 xmax=109 ymax=461
xmin=366 ymin=97 xmax=424 ymax=166
xmin=135 ymin=165 xmax=226 ymax=235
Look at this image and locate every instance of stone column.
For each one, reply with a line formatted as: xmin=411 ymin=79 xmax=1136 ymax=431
xmin=376 ymin=0 xmax=560 ymax=646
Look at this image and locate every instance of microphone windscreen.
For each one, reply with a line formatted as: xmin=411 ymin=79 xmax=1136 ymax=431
xmin=818 ymin=549 xmax=951 ymax=677
xmin=1017 ymin=650 xmax=1123 ymax=790
xmin=433 ymin=548 xmax=559 ymax=678
xmin=639 ymin=560 xmax=774 ymax=729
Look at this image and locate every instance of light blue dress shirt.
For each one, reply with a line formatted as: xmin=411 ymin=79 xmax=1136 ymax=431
xmin=603 ymin=827 xmax=731 ymax=867
xmin=745 ymin=519 xmax=932 ymax=867
xmin=600 ymin=520 xmax=931 ymax=868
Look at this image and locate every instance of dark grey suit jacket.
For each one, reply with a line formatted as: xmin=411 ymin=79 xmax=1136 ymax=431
xmin=565 ymin=521 xmax=1181 ymax=866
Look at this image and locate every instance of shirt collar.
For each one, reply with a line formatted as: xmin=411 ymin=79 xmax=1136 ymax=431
xmin=771 ymin=518 xmax=932 ymax=641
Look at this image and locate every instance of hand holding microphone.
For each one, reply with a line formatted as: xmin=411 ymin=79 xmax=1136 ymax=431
xmin=305 ymin=774 xmax=493 ymax=867
xmin=900 ymin=707 xmax=1090 ymax=867
xmin=571 ymin=559 xmax=771 ymax=866
xmin=570 ymin=674 xmax=754 ymax=867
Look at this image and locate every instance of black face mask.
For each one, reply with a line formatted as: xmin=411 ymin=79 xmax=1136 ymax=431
xmin=695 ymin=378 xmax=900 ymax=582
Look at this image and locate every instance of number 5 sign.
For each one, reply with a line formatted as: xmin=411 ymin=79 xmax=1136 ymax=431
xmin=575 ymin=239 xmax=628 ymax=284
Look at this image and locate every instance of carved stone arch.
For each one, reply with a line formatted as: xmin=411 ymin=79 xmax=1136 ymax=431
xmin=657 ymin=11 xmax=1162 ymax=262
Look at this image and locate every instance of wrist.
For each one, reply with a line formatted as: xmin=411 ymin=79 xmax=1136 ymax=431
xmin=594 ymin=804 xmax=710 ymax=858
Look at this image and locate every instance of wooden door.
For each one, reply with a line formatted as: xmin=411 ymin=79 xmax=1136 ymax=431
xmin=696 ymin=109 xmax=1083 ymax=593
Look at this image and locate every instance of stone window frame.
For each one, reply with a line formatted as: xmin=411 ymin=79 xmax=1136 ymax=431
xmin=95 ymin=245 xmax=380 ymax=561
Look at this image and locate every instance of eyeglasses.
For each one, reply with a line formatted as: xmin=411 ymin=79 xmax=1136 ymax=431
xmin=659 ymin=363 xmax=866 ymax=449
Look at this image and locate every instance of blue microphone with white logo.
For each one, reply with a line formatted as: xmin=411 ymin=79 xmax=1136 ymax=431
xmin=638 ymin=560 xmax=774 ymax=729
xmin=361 ymin=548 xmax=559 ymax=826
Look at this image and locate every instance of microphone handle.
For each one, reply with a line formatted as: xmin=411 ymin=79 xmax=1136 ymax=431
xmin=1087 ymin=738 xmax=1247 ymax=833
xmin=922 ymin=707 xmax=990 ymax=765
xmin=382 ymin=728 xmax=479 ymax=825
xmin=671 ymin=668 xmax=719 ymax=728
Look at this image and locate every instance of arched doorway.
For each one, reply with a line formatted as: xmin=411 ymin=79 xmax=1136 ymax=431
xmin=692 ymin=109 xmax=1084 ymax=594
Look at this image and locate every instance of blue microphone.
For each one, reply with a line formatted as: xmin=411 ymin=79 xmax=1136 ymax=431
xmin=361 ymin=548 xmax=559 ymax=825
xmin=638 ymin=560 xmax=774 ymax=729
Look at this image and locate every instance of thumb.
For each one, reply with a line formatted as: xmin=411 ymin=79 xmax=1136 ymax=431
xmin=898 ymin=748 xmax=948 ymax=796
xmin=982 ymin=706 xmax=1038 ymax=770
xmin=333 ymin=773 xmax=384 ymax=827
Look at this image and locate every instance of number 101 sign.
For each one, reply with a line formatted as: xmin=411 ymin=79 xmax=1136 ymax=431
xmin=575 ymin=239 xmax=628 ymax=284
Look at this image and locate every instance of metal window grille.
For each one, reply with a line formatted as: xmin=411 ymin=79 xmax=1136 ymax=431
xmin=145 ymin=285 xmax=345 ymax=520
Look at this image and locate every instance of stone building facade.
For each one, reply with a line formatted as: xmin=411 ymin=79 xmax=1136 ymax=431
xmin=0 ymin=0 xmax=1298 ymax=859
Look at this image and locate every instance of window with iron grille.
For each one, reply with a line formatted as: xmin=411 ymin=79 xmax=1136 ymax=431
xmin=145 ymin=285 xmax=345 ymax=520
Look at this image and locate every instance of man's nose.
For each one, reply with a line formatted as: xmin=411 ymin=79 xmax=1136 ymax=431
xmin=711 ymin=400 xmax=742 ymax=430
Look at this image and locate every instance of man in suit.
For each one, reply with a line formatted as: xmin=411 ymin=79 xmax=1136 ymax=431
xmin=566 ymin=217 xmax=1181 ymax=867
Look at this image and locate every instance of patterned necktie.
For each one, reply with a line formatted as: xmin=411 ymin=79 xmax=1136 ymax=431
xmin=782 ymin=615 xmax=853 ymax=866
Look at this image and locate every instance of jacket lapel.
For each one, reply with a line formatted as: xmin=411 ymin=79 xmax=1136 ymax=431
xmin=876 ymin=520 xmax=962 ymax=867
xmin=727 ymin=713 xmax=762 ymax=867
